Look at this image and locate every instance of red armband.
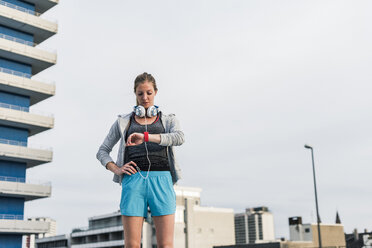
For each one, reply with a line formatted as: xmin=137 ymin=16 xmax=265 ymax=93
xmin=144 ymin=132 xmax=149 ymax=142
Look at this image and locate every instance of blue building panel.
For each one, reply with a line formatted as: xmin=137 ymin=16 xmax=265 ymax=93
xmin=0 ymin=90 xmax=30 ymax=109
xmin=2 ymin=0 xmax=35 ymax=11
xmin=0 ymin=24 xmax=34 ymax=43
xmin=0 ymin=125 xmax=28 ymax=144
xmin=0 ymin=161 xmax=26 ymax=180
xmin=0 ymin=58 xmax=32 ymax=77
xmin=0 ymin=234 xmax=22 ymax=248
xmin=0 ymin=197 xmax=24 ymax=215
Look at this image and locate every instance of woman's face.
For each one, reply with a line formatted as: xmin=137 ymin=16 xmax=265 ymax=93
xmin=135 ymin=81 xmax=157 ymax=108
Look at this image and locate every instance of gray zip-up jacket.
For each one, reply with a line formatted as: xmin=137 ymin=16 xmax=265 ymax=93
xmin=96 ymin=112 xmax=184 ymax=185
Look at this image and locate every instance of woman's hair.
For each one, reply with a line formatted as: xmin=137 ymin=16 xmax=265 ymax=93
xmin=134 ymin=72 xmax=158 ymax=106
xmin=134 ymin=72 xmax=158 ymax=93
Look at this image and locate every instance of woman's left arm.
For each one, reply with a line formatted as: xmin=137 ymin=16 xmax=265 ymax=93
xmin=126 ymin=115 xmax=185 ymax=147
xmin=159 ymin=115 xmax=185 ymax=146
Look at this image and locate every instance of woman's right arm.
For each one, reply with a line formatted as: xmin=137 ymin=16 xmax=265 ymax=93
xmin=96 ymin=119 xmax=138 ymax=176
xmin=96 ymin=119 xmax=121 ymax=169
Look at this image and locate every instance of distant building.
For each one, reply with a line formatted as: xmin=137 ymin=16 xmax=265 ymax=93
xmin=234 ymin=206 xmax=275 ymax=244
xmin=215 ymin=216 xmax=347 ymax=248
xmin=175 ymin=185 xmax=235 ymax=248
xmin=345 ymin=229 xmax=372 ymax=248
xmin=25 ymin=217 xmax=56 ymax=248
xmin=37 ymin=185 xmax=235 ymax=248
xmin=288 ymin=216 xmax=346 ymax=248
xmin=35 ymin=234 xmax=70 ymax=248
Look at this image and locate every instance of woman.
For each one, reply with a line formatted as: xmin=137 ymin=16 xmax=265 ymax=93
xmin=96 ymin=72 xmax=184 ymax=248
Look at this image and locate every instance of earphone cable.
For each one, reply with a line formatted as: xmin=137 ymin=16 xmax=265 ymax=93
xmin=136 ymin=115 xmax=151 ymax=180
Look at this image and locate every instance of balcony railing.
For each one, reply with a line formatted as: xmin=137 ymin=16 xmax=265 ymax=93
xmin=0 ymin=0 xmax=40 ymax=16
xmin=0 ymin=101 xmax=54 ymax=117
xmin=0 ymin=32 xmax=34 ymax=46
xmin=0 ymin=138 xmax=27 ymax=147
xmin=0 ymin=176 xmax=51 ymax=186
xmin=0 ymin=67 xmax=31 ymax=78
xmin=0 ymin=0 xmax=57 ymax=23
xmin=0 ymin=214 xmax=23 ymax=220
xmin=0 ymin=102 xmax=29 ymax=112
xmin=0 ymin=67 xmax=56 ymax=86
xmin=0 ymin=138 xmax=53 ymax=151
xmin=0 ymin=176 xmax=26 ymax=183
xmin=72 ymin=223 xmax=123 ymax=233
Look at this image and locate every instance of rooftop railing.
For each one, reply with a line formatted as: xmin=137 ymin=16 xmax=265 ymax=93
xmin=0 ymin=214 xmax=23 ymax=220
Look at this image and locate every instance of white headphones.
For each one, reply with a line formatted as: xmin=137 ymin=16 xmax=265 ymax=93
xmin=133 ymin=105 xmax=159 ymax=118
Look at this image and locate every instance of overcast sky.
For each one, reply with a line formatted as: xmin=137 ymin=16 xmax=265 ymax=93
xmin=24 ymin=0 xmax=372 ymax=239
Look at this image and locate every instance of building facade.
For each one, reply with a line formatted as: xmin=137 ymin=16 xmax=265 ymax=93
xmin=25 ymin=217 xmax=57 ymax=248
xmin=288 ymin=216 xmax=346 ymax=248
xmin=215 ymin=216 xmax=347 ymax=248
xmin=0 ymin=0 xmax=57 ymax=247
xmin=234 ymin=206 xmax=275 ymax=244
xmin=345 ymin=229 xmax=372 ymax=248
xmin=37 ymin=185 xmax=235 ymax=248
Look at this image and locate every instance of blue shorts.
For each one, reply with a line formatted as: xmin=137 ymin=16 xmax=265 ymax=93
xmin=120 ymin=171 xmax=176 ymax=218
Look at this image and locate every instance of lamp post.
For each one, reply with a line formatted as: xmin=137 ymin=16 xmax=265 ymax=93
xmin=304 ymin=144 xmax=322 ymax=248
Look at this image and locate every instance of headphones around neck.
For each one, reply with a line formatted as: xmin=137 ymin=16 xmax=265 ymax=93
xmin=133 ymin=105 xmax=159 ymax=118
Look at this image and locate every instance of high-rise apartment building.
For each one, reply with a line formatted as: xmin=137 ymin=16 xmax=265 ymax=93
xmin=234 ymin=206 xmax=275 ymax=244
xmin=0 ymin=0 xmax=58 ymax=247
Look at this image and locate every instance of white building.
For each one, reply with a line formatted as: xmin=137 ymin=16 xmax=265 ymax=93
xmin=25 ymin=217 xmax=57 ymax=248
xmin=174 ymin=185 xmax=235 ymax=248
xmin=234 ymin=206 xmax=275 ymax=244
xmin=288 ymin=216 xmax=346 ymax=248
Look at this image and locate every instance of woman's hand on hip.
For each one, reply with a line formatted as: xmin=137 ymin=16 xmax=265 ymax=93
xmin=126 ymin=133 xmax=144 ymax=146
xmin=114 ymin=161 xmax=138 ymax=176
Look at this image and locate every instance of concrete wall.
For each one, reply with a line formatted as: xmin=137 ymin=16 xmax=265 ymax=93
xmin=311 ymin=224 xmax=346 ymax=248
xmin=184 ymin=197 xmax=235 ymax=248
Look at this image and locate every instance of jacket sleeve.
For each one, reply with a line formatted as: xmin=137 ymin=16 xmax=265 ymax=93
xmin=96 ymin=119 xmax=121 ymax=167
xmin=159 ymin=115 xmax=185 ymax=146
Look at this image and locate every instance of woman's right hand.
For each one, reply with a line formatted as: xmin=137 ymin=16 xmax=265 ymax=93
xmin=114 ymin=161 xmax=138 ymax=176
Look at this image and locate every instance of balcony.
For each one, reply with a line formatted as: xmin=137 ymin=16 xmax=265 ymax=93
xmin=0 ymin=68 xmax=55 ymax=105
xmin=0 ymin=140 xmax=52 ymax=168
xmin=0 ymin=1 xmax=58 ymax=44
xmin=0 ymin=177 xmax=51 ymax=201
xmin=23 ymin=0 xmax=59 ymax=14
xmin=0 ymin=215 xmax=50 ymax=234
xmin=0 ymin=104 xmax=54 ymax=136
xmin=0 ymin=35 xmax=56 ymax=75
xmin=71 ymin=240 xmax=125 ymax=248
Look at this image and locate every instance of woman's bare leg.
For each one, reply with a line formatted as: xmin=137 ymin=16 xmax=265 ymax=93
xmin=122 ymin=215 xmax=144 ymax=248
xmin=152 ymin=214 xmax=175 ymax=248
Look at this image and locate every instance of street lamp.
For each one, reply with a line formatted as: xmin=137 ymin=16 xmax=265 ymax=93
xmin=304 ymin=144 xmax=322 ymax=248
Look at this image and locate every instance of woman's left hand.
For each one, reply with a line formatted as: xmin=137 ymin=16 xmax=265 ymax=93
xmin=126 ymin=132 xmax=145 ymax=146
